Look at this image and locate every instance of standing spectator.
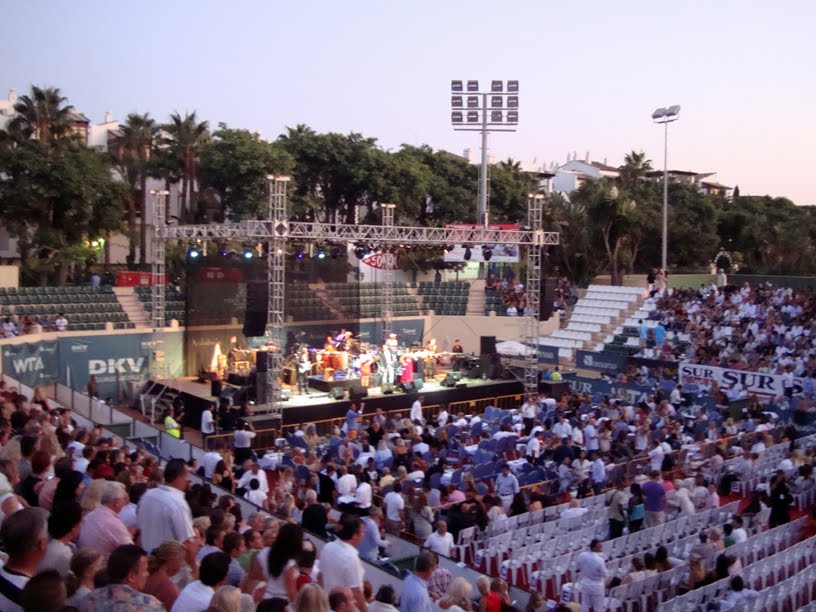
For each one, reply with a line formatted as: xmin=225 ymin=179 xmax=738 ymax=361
xmin=319 ymin=513 xmax=367 ymax=612
xmin=137 ymin=458 xmax=198 ymax=572
xmin=78 ymin=481 xmax=134 ymax=556
xmin=495 ymin=463 xmax=520 ymax=512
xmin=80 ymin=544 xmax=163 ymax=611
xmin=642 ymin=471 xmax=667 ymax=527
xmin=0 ymin=507 xmax=49 ymax=612
xmin=607 ymin=481 xmax=627 ymax=538
xmin=383 ymin=482 xmax=405 ymax=535
xmin=358 ymin=506 xmax=389 ymax=563
xmin=232 ymin=420 xmax=257 ymax=465
xmin=39 ymin=500 xmax=83 ymax=576
xmin=201 ymin=403 xmax=215 ymax=448
xmin=424 ymin=520 xmax=454 ymax=558
xmin=222 ymin=531 xmax=246 ymax=587
xmin=171 ymin=551 xmax=230 ymax=612
xmin=400 ymin=550 xmax=436 ymax=612
xmin=256 ymin=523 xmax=303 ymax=603
xmin=576 ymin=539 xmax=608 ymax=612
xmin=769 ymin=473 xmax=793 ymax=528
xmin=202 ymin=441 xmax=224 ymax=480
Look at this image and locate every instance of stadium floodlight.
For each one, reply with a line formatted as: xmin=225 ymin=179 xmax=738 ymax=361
xmin=449 ymin=79 xmax=520 ymax=227
xmin=652 ymin=104 xmax=681 ymax=271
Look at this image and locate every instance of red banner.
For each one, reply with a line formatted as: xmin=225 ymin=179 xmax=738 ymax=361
xmin=116 ymin=272 xmax=167 ymax=287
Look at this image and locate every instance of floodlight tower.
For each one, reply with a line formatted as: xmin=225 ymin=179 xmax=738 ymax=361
xmin=451 ymin=80 xmax=519 ymax=227
xmin=651 ymin=105 xmax=681 ymax=271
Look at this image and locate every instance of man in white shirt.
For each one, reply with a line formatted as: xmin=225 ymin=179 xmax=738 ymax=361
xmin=319 ymin=514 xmax=368 ymax=612
xmin=336 ymin=466 xmax=358 ymax=498
xmin=648 ymin=439 xmax=665 ymax=472
xmin=383 ymin=482 xmax=405 ymax=535
xmin=576 ymin=539 xmax=608 ymax=612
xmin=521 ymin=395 xmax=538 ymax=434
xmin=232 ymin=421 xmax=257 ymax=464
xmin=201 ymin=404 xmax=215 ymax=446
xmin=236 ymin=462 xmax=269 ymax=495
xmin=410 ymin=396 xmax=425 ymax=425
xmin=732 ymin=516 xmax=748 ymax=544
xmin=552 ymin=415 xmax=572 ymax=439
xmin=561 ymin=499 xmax=589 ymax=520
xmin=171 ymin=551 xmax=231 ymax=612
xmin=137 ymin=459 xmax=198 ymax=572
xmin=355 ymin=474 xmax=373 ymax=511
xmin=202 ymin=442 xmax=224 ymax=480
xmin=437 ymin=406 xmax=449 ymax=428
xmin=423 ymin=520 xmax=454 ymax=558
xmin=526 ymin=432 xmax=543 ymax=463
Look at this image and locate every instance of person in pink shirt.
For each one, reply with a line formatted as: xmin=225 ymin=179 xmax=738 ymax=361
xmin=77 ymin=481 xmax=133 ymax=557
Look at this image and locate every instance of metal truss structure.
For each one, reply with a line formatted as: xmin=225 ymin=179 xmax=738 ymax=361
xmin=152 ymin=177 xmax=558 ymax=417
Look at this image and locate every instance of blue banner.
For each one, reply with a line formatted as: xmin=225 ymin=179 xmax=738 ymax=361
xmin=59 ymin=334 xmax=152 ymax=399
xmin=567 ymin=375 xmax=717 ymax=410
xmin=1 ymin=340 xmax=59 ymax=388
xmin=576 ymin=350 xmax=629 ymax=373
xmin=538 ymin=345 xmax=559 ymax=364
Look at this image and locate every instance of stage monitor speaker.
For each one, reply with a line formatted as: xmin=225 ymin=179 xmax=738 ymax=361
xmin=349 ymin=382 xmax=368 ymax=401
xmin=280 ymin=388 xmax=291 ymax=401
xmin=443 ymin=372 xmax=463 ymax=387
xmin=539 ymin=278 xmax=558 ymax=321
xmin=382 ymin=383 xmax=395 ymax=395
xmin=466 ymin=365 xmax=482 ymax=379
xmin=455 ymin=382 xmax=467 ymax=389
xmin=400 ymin=381 xmax=416 ymax=394
xmin=329 ymin=387 xmax=346 ymax=400
xmin=480 ymin=335 xmax=497 ymax=355
xmin=480 ymin=353 xmax=503 ymax=379
xmin=412 ymin=375 xmax=424 ymax=391
xmin=243 ymin=279 xmax=269 ymax=336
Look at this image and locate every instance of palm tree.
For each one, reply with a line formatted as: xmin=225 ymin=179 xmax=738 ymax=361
xmin=7 ymin=85 xmax=75 ymax=145
xmin=162 ymin=111 xmax=209 ymax=219
xmin=115 ymin=113 xmax=159 ymax=266
xmin=618 ymin=150 xmax=653 ymax=190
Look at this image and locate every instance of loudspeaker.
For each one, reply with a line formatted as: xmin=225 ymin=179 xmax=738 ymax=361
xmin=466 ymin=365 xmax=482 ymax=379
xmin=480 ymin=353 xmax=503 ymax=379
xmin=412 ymin=375 xmax=424 ymax=391
xmin=400 ymin=381 xmax=416 ymax=394
xmin=455 ymin=382 xmax=467 ymax=389
xmin=280 ymin=388 xmax=291 ymax=401
xmin=443 ymin=372 xmax=463 ymax=387
xmin=539 ymin=278 xmax=558 ymax=321
xmin=480 ymin=336 xmax=497 ymax=355
xmin=255 ymin=351 xmax=268 ymax=373
xmin=243 ymin=280 xmax=269 ymax=336
xmin=382 ymin=383 xmax=394 ymax=395
xmin=329 ymin=387 xmax=346 ymax=400
xmin=211 ymin=380 xmax=223 ymax=397
xmin=349 ymin=382 xmax=368 ymax=401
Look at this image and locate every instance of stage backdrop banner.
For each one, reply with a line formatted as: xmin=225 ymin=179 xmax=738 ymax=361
xmin=576 ymin=350 xmax=628 ymax=373
xmin=538 ymin=345 xmax=559 ymax=364
xmin=59 ymin=334 xmax=152 ymax=399
xmin=1 ymin=340 xmax=58 ymax=388
xmin=678 ymin=363 xmax=801 ymax=399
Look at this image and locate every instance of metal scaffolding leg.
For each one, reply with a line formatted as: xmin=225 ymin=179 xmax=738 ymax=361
xmin=150 ymin=190 xmax=169 ymax=383
xmin=524 ymin=194 xmax=545 ymax=398
xmin=380 ymin=204 xmax=396 ymax=339
xmin=265 ymin=176 xmax=289 ymax=419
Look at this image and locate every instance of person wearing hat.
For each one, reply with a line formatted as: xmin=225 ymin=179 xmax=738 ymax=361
xmin=495 ymin=463 xmax=519 ymax=512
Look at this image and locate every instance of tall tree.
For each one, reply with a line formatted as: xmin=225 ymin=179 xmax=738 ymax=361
xmin=7 ymin=85 xmax=75 ymax=146
xmin=162 ymin=111 xmax=209 ymax=220
xmin=618 ymin=150 xmax=653 ymax=190
xmin=113 ymin=113 xmax=159 ymax=266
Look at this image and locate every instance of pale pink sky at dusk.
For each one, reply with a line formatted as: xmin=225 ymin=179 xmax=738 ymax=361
xmin=2 ymin=0 xmax=814 ymax=203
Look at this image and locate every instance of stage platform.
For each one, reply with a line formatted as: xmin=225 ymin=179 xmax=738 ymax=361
xmin=149 ymin=375 xmax=524 ymax=430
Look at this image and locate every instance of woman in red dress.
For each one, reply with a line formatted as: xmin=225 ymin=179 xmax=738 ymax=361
xmin=399 ymin=353 xmax=414 ymax=383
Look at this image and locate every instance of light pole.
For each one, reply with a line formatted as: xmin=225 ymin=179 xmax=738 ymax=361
xmin=451 ymin=80 xmax=519 ymax=227
xmin=652 ymin=105 xmax=680 ymax=271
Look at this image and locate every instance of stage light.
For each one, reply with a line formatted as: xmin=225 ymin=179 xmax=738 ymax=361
xmin=242 ymin=249 xmax=253 ymax=259
xmin=316 ymin=250 xmax=326 ymax=260
xmin=482 ymin=246 xmax=493 ymax=261
xmin=463 ymin=246 xmax=472 ymax=261
xmin=220 ymin=250 xmax=228 ymax=257
xmin=188 ymin=247 xmax=200 ymax=259
xmin=296 ymin=251 xmax=304 ymax=260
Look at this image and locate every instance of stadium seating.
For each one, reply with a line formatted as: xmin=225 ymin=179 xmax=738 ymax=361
xmin=0 ymin=286 xmax=134 ymax=330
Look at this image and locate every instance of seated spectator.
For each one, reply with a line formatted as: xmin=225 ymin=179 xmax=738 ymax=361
xmin=65 ymin=549 xmax=104 ymax=608
xmin=369 ymin=584 xmax=399 ymax=612
xmin=39 ymin=500 xmax=83 ymax=576
xmin=718 ymin=575 xmax=759 ymax=610
xmin=171 ymin=551 xmax=231 ymax=612
xmin=81 ymin=544 xmax=163 ymax=611
xmin=78 ymin=481 xmax=134 ymax=556
xmin=0 ymin=507 xmax=49 ymax=612
xmin=144 ymin=541 xmax=186 ymax=610
xmin=20 ymin=569 xmax=66 ymax=612
xmin=295 ymin=583 xmax=330 ymax=612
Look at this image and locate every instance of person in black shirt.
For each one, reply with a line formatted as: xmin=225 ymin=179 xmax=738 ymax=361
xmin=366 ymin=421 xmax=385 ymax=448
xmin=317 ymin=465 xmax=336 ymax=505
xmin=301 ymin=490 xmax=329 ymax=537
xmin=552 ymin=438 xmax=575 ymax=465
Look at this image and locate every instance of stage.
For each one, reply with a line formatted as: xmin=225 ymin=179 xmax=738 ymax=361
xmin=148 ymin=374 xmax=525 ymax=431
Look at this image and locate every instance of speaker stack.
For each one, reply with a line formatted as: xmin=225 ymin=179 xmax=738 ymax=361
xmin=479 ymin=335 xmax=503 ymax=379
xmin=539 ymin=278 xmax=558 ymax=321
xmin=242 ymin=279 xmax=269 ymax=337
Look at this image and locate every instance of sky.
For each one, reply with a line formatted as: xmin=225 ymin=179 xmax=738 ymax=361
xmin=2 ymin=1 xmax=815 ymax=204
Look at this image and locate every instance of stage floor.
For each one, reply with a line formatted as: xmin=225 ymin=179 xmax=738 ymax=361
xmin=153 ymin=374 xmax=524 ymax=428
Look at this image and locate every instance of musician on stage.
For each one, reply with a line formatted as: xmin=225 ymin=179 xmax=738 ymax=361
xmin=451 ymin=338 xmax=464 ymax=372
xmin=400 ymin=352 xmax=415 ymax=383
xmin=424 ymin=337 xmax=438 ymax=379
xmin=451 ymin=338 xmax=463 ymax=354
xmin=386 ymin=332 xmax=399 ymax=355
xmin=426 ymin=337 xmax=438 ymax=353
xmin=359 ymin=345 xmax=374 ymax=387
xmin=296 ymin=346 xmax=312 ymax=395
xmin=381 ymin=343 xmax=396 ymax=385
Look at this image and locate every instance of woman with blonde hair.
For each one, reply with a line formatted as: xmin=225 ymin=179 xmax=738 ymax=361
xmin=438 ymin=576 xmax=474 ymax=611
xmin=65 ymin=548 xmax=104 ymax=607
xmin=144 ymin=540 xmax=186 ymax=609
xmin=295 ymin=582 xmax=329 ymax=612
xmin=207 ymin=585 xmax=242 ymax=612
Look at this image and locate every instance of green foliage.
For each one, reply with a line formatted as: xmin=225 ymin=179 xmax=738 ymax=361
xmin=198 ymin=124 xmax=295 ymax=220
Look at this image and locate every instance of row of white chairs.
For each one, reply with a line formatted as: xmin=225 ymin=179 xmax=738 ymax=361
xmin=587 ymin=284 xmax=645 ymax=296
xmin=538 ymin=337 xmax=583 ymax=349
xmin=573 ymin=306 xmax=625 ymax=318
xmin=552 ymin=329 xmax=594 ymax=342
xmin=737 ymin=558 xmax=816 ymax=611
xmin=584 ymin=292 xmax=640 ymax=304
xmin=566 ymin=322 xmax=602 ymax=333
xmin=571 ymin=314 xmax=612 ymax=325
xmin=577 ymin=299 xmax=631 ymax=311
xmin=656 ymin=518 xmax=808 ymax=611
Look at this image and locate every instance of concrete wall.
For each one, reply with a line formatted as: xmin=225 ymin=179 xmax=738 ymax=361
xmin=425 ymin=312 xmax=559 ymax=354
xmin=0 ymin=265 xmax=19 ymax=287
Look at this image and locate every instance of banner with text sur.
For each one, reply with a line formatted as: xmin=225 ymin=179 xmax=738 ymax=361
xmin=678 ymin=362 xmax=801 ymax=399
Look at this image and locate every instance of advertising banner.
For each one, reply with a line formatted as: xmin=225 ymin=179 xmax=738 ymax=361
xmin=576 ymin=350 xmax=629 ymax=373
xmin=1 ymin=340 xmax=58 ymax=388
xmin=678 ymin=363 xmax=801 ymax=399
xmin=566 ymin=375 xmax=717 ymax=410
xmin=538 ymin=345 xmax=559 ymax=364
xmin=59 ymin=334 xmax=152 ymax=399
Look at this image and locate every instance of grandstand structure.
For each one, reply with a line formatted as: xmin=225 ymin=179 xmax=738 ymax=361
xmin=150 ymin=180 xmax=558 ymax=416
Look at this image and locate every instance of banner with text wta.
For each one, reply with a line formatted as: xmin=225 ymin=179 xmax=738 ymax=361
xmin=678 ymin=362 xmax=801 ymax=399
xmin=1 ymin=340 xmax=59 ymax=388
